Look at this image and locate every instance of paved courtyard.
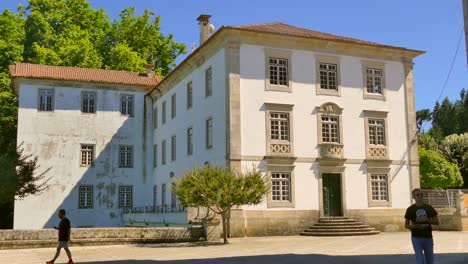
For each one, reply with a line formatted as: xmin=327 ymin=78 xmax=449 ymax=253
xmin=1 ymin=231 xmax=467 ymax=264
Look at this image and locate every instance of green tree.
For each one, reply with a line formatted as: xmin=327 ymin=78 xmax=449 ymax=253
xmin=441 ymin=133 xmax=468 ymax=187
xmin=419 ymin=146 xmax=463 ymax=188
xmin=416 ymin=109 xmax=432 ymax=133
xmin=174 ymin=165 xmax=267 ymax=244
xmin=432 ymin=98 xmax=457 ymax=138
xmin=418 ymin=133 xmax=439 ymax=152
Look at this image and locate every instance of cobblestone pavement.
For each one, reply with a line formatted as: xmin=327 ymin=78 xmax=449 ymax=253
xmin=1 ymin=231 xmax=467 ymax=264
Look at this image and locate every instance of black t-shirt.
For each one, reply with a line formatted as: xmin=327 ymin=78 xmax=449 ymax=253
xmin=404 ymin=203 xmax=438 ymax=238
xmin=58 ymin=217 xmax=71 ymax=242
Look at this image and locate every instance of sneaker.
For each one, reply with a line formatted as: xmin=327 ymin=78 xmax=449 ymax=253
xmin=46 ymin=261 xmax=54 ymax=264
xmin=67 ymin=260 xmax=74 ymax=264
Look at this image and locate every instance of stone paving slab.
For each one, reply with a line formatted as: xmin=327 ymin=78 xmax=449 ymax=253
xmin=1 ymin=231 xmax=467 ymax=264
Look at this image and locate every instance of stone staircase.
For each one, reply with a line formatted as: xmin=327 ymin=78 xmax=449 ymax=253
xmin=301 ymin=216 xmax=380 ymax=236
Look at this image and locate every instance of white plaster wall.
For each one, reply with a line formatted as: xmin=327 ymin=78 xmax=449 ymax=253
xmin=14 ymin=83 xmax=150 ymax=229
xmin=239 ymin=44 xmax=412 ymax=211
xmin=151 ymin=48 xmax=227 ymax=209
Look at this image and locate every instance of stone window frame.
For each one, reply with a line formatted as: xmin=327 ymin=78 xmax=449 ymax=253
xmin=315 ymin=55 xmax=341 ymax=96
xmin=187 ymin=127 xmax=193 ymax=156
xmin=38 ymin=88 xmax=54 ymax=112
xmin=118 ymin=145 xmax=133 ymax=168
xmin=161 ymin=183 xmax=167 ymax=208
xmin=367 ymin=167 xmax=392 ymax=207
xmin=171 ymin=93 xmax=176 ymax=119
xmin=153 ymin=144 xmax=158 ymax=168
xmin=78 ymin=185 xmax=93 ymax=209
xmin=171 ymin=134 xmax=177 ymax=162
xmin=162 ymin=140 xmax=167 ymax=165
xmin=264 ymin=48 xmax=292 ymax=92
xmin=153 ymin=106 xmax=158 ymax=129
xmin=80 ymin=144 xmax=95 ymax=167
xmin=187 ymin=81 xmax=193 ymax=109
xmin=363 ymin=110 xmax=389 ymax=159
xmin=362 ymin=60 xmax=386 ymax=100
xmin=120 ymin=94 xmax=134 ymax=117
xmin=153 ymin=185 xmax=158 ymax=207
xmin=81 ymin=91 xmax=97 ymax=114
xmin=118 ymin=185 xmax=133 ymax=208
xmin=205 ymin=67 xmax=212 ymax=97
xmin=162 ymin=101 xmax=167 ymax=125
xmin=206 ymin=117 xmax=213 ymax=149
xmin=264 ymin=103 xmax=294 ymax=156
xmin=266 ymin=165 xmax=295 ymax=208
xmin=316 ymin=102 xmax=343 ymax=145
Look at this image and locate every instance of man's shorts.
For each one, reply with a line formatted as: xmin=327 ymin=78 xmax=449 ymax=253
xmin=57 ymin=241 xmax=69 ymax=248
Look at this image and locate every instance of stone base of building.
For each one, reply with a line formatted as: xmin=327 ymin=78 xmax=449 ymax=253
xmin=345 ymin=209 xmax=407 ymax=232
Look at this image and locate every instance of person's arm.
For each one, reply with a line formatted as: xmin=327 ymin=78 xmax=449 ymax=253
xmin=405 ymin=219 xmax=420 ymax=229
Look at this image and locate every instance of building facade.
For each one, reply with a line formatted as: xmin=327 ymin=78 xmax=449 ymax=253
xmin=12 ymin=18 xmax=423 ymax=235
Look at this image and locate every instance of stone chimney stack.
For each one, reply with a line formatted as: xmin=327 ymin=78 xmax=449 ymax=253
xmin=144 ymin=64 xmax=155 ymax=78
xmin=197 ymin=14 xmax=212 ymax=45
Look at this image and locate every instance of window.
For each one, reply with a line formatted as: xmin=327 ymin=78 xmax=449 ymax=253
xmin=80 ymin=144 xmax=94 ymax=166
xmin=153 ymin=107 xmax=158 ymax=129
xmin=119 ymin=186 xmax=133 ymax=208
xmin=81 ymin=92 xmax=96 ymax=113
xmin=371 ymin=174 xmax=388 ymax=201
xmin=120 ymin=95 xmax=134 ymax=116
xmin=162 ymin=101 xmax=166 ymax=124
xmin=38 ymin=89 xmax=54 ymax=111
xmin=269 ymin=57 xmax=288 ymax=86
xmin=162 ymin=140 xmax=166 ymax=165
xmin=362 ymin=61 xmax=386 ymax=100
xmin=171 ymin=94 xmax=176 ymax=119
xmin=171 ymin=183 xmax=177 ymax=209
xmin=321 ymin=116 xmax=340 ymax=143
xmin=187 ymin=127 xmax=193 ymax=156
xmin=206 ymin=117 xmax=213 ymax=149
xmin=153 ymin=144 xmax=158 ymax=168
xmin=271 ymin=172 xmax=291 ymax=202
xmin=171 ymin=135 xmax=176 ymax=161
xmin=366 ymin=68 xmax=383 ymax=94
xmin=319 ymin=63 xmax=338 ymax=90
xmin=368 ymin=119 xmax=386 ymax=145
xmin=205 ymin=67 xmax=212 ymax=97
xmin=119 ymin=145 xmax=133 ymax=168
xmin=78 ymin=186 xmax=93 ymax=209
xmin=187 ymin=82 xmax=193 ymax=109
xmin=270 ymin=112 xmax=290 ymax=141
xmin=161 ymin=184 xmax=167 ymax=208
xmin=153 ymin=185 xmax=158 ymax=207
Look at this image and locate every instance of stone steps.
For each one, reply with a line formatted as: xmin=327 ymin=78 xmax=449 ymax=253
xmin=300 ymin=217 xmax=380 ymax=237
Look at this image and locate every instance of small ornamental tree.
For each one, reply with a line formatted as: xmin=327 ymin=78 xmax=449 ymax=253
xmin=419 ymin=146 xmax=463 ymax=188
xmin=174 ymin=165 xmax=267 ymax=244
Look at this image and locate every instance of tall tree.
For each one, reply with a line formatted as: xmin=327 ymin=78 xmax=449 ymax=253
xmin=416 ymin=109 xmax=432 ymax=133
xmin=432 ymin=97 xmax=457 ymax=138
xmin=441 ymin=133 xmax=468 ymax=187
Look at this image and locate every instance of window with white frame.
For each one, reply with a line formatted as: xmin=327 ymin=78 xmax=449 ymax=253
xmin=368 ymin=119 xmax=386 ymax=145
xmin=206 ymin=117 xmax=213 ymax=149
xmin=187 ymin=127 xmax=193 ymax=156
xmin=120 ymin=95 xmax=134 ymax=116
xmin=118 ymin=186 xmax=133 ymax=208
xmin=161 ymin=184 xmax=167 ymax=208
xmin=370 ymin=174 xmax=388 ymax=201
xmin=153 ymin=144 xmax=158 ymax=168
xmin=153 ymin=185 xmax=158 ymax=208
xmin=171 ymin=135 xmax=176 ymax=161
xmin=162 ymin=101 xmax=166 ymax=124
xmin=171 ymin=93 xmax=176 ymax=119
xmin=153 ymin=107 xmax=158 ymax=129
xmin=321 ymin=116 xmax=340 ymax=143
xmin=187 ymin=82 xmax=193 ymax=109
xmin=270 ymin=112 xmax=290 ymax=141
xmin=80 ymin=144 xmax=94 ymax=166
xmin=205 ymin=67 xmax=212 ymax=97
xmin=119 ymin=145 xmax=133 ymax=168
xmin=81 ymin=92 xmax=96 ymax=113
xmin=171 ymin=183 xmax=177 ymax=209
xmin=271 ymin=172 xmax=291 ymax=202
xmin=319 ymin=63 xmax=338 ymax=90
xmin=78 ymin=185 xmax=93 ymax=209
xmin=269 ymin=57 xmax=288 ymax=86
xmin=38 ymin=89 xmax=54 ymax=111
xmin=162 ymin=140 xmax=166 ymax=165
xmin=366 ymin=68 xmax=383 ymax=95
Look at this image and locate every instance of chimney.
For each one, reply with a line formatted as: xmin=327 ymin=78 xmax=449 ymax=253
xmin=144 ymin=64 xmax=155 ymax=77
xmin=197 ymin=14 xmax=212 ymax=45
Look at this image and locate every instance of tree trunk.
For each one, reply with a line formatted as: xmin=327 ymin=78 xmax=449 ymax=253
xmin=227 ymin=209 xmax=231 ymax=238
xmin=221 ymin=212 xmax=229 ymax=244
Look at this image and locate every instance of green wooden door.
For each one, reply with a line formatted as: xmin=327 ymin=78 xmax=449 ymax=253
xmin=322 ymin=173 xmax=342 ymax=217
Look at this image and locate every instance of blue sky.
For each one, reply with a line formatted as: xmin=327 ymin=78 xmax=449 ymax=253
xmin=2 ymin=0 xmax=467 ymax=112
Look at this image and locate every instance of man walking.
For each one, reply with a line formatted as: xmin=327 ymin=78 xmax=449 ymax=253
xmin=46 ymin=209 xmax=74 ymax=264
xmin=405 ymin=188 xmax=439 ymax=264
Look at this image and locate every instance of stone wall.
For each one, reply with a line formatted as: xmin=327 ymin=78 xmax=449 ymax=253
xmin=0 ymin=227 xmax=204 ymax=249
xmin=346 ymin=209 xmax=407 ymax=232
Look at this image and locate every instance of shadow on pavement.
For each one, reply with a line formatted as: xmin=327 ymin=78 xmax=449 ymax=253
xmin=78 ymin=253 xmax=468 ymax=264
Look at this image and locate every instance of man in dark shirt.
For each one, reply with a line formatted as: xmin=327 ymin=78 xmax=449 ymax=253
xmin=405 ymin=188 xmax=439 ymax=264
xmin=46 ymin=209 xmax=74 ymax=264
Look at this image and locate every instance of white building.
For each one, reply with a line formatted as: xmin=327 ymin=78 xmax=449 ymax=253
xmin=11 ymin=16 xmax=423 ymax=235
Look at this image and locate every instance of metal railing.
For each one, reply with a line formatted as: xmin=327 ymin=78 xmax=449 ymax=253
xmin=122 ymin=205 xmax=186 ymax=214
xmin=421 ymin=189 xmax=458 ymax=208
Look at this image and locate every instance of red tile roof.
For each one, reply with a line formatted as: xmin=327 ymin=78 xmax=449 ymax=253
xmin=9 ymin=63 xmax=160 ymax=88
xmin=225 ymin=22 xmax=424 ymax=53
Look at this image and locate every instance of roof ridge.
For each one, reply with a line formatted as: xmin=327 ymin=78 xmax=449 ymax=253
xmin=14 ymin=62 xmax=143 ymax=75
